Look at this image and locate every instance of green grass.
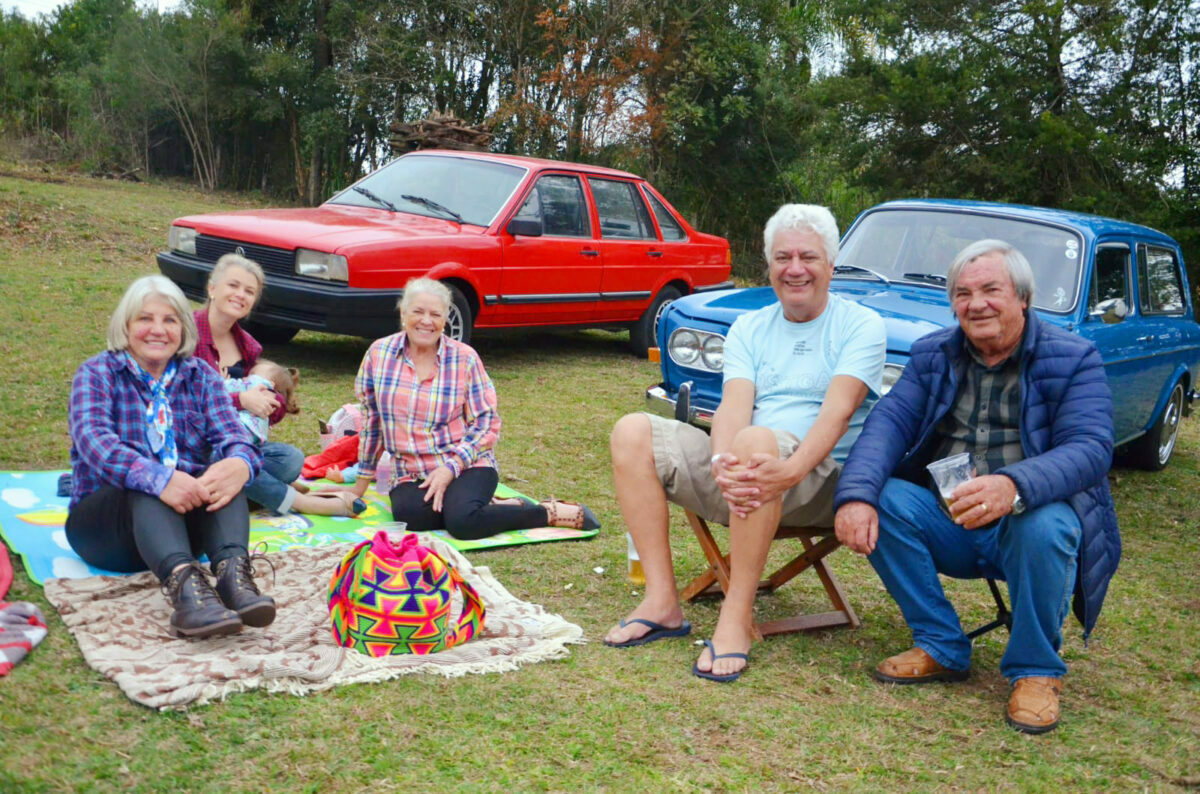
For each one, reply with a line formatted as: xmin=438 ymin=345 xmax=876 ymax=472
xmin=1 ymin=163 xmax=1198 ymax=792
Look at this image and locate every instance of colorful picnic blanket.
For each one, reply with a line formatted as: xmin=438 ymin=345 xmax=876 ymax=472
xmin=0 ymin=471 xmax=598 ymax=586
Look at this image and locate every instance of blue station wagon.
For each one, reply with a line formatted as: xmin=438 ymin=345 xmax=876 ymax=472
xmin=646 ymin=199 xmax=1200 ymax=470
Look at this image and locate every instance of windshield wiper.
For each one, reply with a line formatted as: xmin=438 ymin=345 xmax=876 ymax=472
xmin=401 ymin=194 xmax=463 ymax=224
xmin=902 ymin=272 xmax=947 ymax=286
xmin=833 ymin=264 xmax=889 ymax=283
xmin=352 ymin=185 xmax=399 ymax=213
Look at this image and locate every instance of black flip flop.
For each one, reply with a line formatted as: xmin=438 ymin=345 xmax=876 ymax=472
xmin=691 ymin=639 xmax=749 ymax=682
xmin=603 ymin=617 xmax=692 ymax=648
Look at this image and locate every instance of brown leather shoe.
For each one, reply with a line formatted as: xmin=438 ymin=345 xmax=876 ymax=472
xmin=1006 ymin=676 xmax=1062 ymax=734
xmin=872 ymin=647 xmax=969 ymax=684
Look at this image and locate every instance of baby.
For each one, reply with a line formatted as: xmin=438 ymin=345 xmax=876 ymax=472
xmin=224 ymin=360 xmax=300 ymax=444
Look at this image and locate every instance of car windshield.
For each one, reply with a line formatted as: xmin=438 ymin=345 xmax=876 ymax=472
xmin=327 ymin=154 xmax=526 ymax=227
xmin=838 ymin=208 xmax=1085 ymax=313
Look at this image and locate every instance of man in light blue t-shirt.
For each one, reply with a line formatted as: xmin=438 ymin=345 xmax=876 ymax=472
xmin=603 ymin=204 xmax=887 ymax=682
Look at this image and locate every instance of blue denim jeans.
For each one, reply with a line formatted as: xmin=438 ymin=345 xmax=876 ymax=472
xmin=244 ymin=441 xmax=305 ymax=513
xmin=870 ymin=478 xmax=1081 ymax=681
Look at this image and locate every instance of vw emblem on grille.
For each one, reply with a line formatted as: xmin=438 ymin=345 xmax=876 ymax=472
xmin=235 ymin=246 xmax=247 ymax=256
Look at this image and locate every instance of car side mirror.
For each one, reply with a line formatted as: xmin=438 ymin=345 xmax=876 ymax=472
xmin=506 ymin=218 xmax=543 ymax=237
xmin=1092 ymin=297 xmax=1128 ymax=324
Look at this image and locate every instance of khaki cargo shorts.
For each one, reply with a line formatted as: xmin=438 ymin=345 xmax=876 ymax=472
xmin=644 ymin=413 xmax=840 ymax=528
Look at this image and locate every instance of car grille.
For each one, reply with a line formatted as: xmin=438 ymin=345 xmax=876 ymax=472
xmin=195 ymin=235 xmax=295 ymax=277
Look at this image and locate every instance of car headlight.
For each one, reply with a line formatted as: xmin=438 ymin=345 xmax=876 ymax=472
xmin=168 ymin=226 xmax=196 ymax=255
xmin=880 ymin=363 xmax=905 ymax=395
xmin=296 ymin=249 xmax=349 ymax=281
xmin=668 ymin=327 xmax=725 ymax=372
xmin=701 ymin=334 xmax=724 ymax=370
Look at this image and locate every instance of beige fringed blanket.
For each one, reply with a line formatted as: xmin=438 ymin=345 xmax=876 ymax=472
xmin=44 ymin=538 xmax=584 ymax=710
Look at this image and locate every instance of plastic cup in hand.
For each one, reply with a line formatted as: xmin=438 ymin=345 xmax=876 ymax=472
xmin=926 ymin=452 xmax=974 ymax=515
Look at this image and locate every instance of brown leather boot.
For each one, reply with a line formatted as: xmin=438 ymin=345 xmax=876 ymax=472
xmin=213 ymin=555 xmax=276 ymax=628
xmin=1006 ymin=676 xmax=1062 ymax=734
xmin=872 ymin=647 xmax=970 ymax=684
xmin=162 ymin=563 xmax=242 ymax=639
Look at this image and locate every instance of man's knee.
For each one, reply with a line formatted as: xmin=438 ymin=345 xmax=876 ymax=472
xmin=611 ymin=413 xmax=654 ymax=467
xmin=877 ymin=478 xmax=934 ymax=536
xmin=730 ymin=425 xmax=778 ymax=458
xmin=1006 ymin=503 xmax=1081 ymax=555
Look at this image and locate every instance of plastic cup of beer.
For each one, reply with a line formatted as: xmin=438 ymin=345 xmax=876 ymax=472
xmin=377 ymin=521 xmax=408 ymax=544
xmin=926 ymin=452 xmax=973 ymax=516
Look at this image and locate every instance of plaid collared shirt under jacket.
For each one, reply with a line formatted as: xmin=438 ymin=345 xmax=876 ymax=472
xmin=354 ymin=333 xmax=500 ymax=491
xmin=68 ymin=351 xmax=261 ymax=508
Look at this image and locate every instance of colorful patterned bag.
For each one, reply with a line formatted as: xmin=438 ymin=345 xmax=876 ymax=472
xmin=328 ymin=531 xmax=485 ymax=656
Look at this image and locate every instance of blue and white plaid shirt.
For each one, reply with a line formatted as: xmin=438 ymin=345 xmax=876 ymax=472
xmin=68 ymin=351 xmax=261 ymax=507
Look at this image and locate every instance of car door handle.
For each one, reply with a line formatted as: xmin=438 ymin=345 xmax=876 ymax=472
xmin=647 ymin=250 xmax=663 ymax=258
xmin=1136 ymin=334 xmax=1155 ymax=342
xmin=580 ymin=249 xmax=600 ymax=257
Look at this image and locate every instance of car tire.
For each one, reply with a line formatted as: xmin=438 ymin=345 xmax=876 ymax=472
xmin=630 ymin=285 xmax=682 ymax=358
xmin=1124 ymin=380 xmax=1185 ymax=471
xmin=241 ymin=320 xmax=299 ymax=345
xmin=444 ymin=283 xmax=474 ymax=345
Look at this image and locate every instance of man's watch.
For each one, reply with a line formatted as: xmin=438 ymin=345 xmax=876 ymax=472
xmin=1011 ymin=490 xmax=1026 ymax=515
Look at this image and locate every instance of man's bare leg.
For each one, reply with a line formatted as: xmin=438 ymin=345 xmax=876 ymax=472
xmin=695 ymin=425 xmax=782 ymax=676
xmin=603 ymin=413 xmax=686 ymax=645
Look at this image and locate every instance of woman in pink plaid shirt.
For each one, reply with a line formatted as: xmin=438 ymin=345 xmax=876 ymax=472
xmin=345 ymin=278 xmax=598 ymax=539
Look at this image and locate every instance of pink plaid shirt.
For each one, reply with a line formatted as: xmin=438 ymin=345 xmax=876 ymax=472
xmin=355 ymin=333 xmax=500 ymax=490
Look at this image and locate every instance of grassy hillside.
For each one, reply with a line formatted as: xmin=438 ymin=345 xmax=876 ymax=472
xmin=1 ymin=164 xmax=1197 ymax=792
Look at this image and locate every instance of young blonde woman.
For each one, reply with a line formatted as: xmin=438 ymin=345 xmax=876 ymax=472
xmin=193 ymin=254 xmax=362 ymax=516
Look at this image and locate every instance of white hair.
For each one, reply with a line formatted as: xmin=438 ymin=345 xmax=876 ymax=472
xmin=762 ymin=204 xmax=840 ymax=264
xmin=396 ymin=277 xmax=452 ymax=318
xmin=947 ymin=239 xmax=1035 ymax=304
xmin=107 ymin=275 xmax=198 ymax=357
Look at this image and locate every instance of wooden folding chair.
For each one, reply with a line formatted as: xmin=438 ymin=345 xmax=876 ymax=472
xmin=677 ymin=509 xmax=860 ymax=639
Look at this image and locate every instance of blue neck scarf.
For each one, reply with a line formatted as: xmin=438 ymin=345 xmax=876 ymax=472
xmin=126 ymin=353 xmax=179 ymax=469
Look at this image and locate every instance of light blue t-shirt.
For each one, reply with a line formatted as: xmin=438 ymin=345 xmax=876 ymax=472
xmin=722 ymin=293 xmax=887 ymax=461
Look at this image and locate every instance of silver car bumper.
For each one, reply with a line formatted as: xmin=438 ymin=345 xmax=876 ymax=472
xmin=645 ymin=382 xmax=714 ymax=428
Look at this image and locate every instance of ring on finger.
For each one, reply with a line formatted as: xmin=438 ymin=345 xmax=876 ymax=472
xmin=979 ymin=502 xmax=988 ymax=512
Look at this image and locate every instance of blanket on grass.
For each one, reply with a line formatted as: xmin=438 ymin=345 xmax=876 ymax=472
xmin=0 ymin=471 xmax=598 ymax=586
xmin=44 ymin=538 xmax=584 ymax=709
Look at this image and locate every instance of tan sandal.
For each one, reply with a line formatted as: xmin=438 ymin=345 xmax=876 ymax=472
xmin=539 ymin=498 xmax=600 ymax=530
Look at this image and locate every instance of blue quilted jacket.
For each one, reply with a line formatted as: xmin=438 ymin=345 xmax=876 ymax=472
xmin=834 ymin=312 xmax=1121 ymax=638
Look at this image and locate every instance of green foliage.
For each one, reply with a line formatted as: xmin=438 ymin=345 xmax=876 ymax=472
xmin=0 ymin=0 xmax=1195 ymax=277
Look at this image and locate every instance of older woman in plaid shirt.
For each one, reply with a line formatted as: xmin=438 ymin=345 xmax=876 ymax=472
xmin=345 ymin=278 xmax=598 ymax=539
xmin=66 ymin=276 xmax=274 ymax=639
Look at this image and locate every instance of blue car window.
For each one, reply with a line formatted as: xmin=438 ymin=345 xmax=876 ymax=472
xmin=1089 ymin=245 xmax=1130 ymax=312
xmin=839 ymin=209 xmax=1085 ymax=313
xmin=1137 ymin=244 xmax=1186 ymax=315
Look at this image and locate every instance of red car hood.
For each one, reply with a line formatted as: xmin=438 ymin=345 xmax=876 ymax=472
xmin=175 ymin=204 xmax=481 ymax=251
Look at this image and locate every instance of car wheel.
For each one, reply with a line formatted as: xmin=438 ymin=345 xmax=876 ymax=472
xmin=630 ymin=285 xmax=682 ymax=357
xmin=1125 ymin=381 xmax=1185 ymax=471
xmin=444 ymin=283 xmax=474 ymax=345
xmin=241 ymin=320 xmax=299 ymax=345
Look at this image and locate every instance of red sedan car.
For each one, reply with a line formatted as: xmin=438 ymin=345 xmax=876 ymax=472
xmin=157 ymin=151 xmax=732 ymax=354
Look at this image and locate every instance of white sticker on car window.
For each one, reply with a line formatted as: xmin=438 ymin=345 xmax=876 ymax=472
xmin=1065 ymin=239 xmax=1079 ymax=250
xmin=1054 ymin=288 xmax=1067 ymax=307
xmin=1065 ymin=249 xmax=1077 ymax=259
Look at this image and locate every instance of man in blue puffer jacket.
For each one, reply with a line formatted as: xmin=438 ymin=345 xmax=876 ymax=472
xmin=834 ymin=239 xmax=1120 ymax=735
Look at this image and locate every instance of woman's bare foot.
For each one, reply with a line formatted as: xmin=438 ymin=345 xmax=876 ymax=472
xmin=291 ymin=490 xmax=363 ymax=517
